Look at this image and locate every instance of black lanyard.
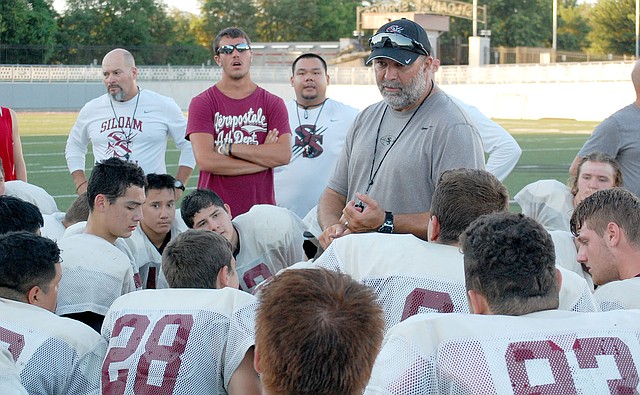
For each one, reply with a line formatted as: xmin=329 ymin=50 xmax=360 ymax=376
xmin=364 ymin=80 xmax=434 ymax=195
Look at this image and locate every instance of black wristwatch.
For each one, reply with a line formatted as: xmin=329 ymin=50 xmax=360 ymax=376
xmin=174 ymin=180 xmax=185 ymax=191
xmin=377 ymin=211 xmax=394 ymax=233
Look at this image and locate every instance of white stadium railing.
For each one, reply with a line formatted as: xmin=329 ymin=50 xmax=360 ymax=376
xmin=0 ymin=61 xmax=634 ymax=85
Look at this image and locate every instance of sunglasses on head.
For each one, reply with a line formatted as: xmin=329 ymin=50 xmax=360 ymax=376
xmin=369 ymin=32 xmax=429 ymax=56
xmin=217 ymin=43 xmax=251 ymax=55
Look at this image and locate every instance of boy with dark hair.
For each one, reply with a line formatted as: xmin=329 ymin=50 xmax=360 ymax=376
xmin=0 ymin=231 xmax=106 ymax=393
xmin=101 ymin=229 xmax=259 ymax=394
xmin=125 ymin=173 xmax=187 ymax=288
xmin=187 ymin=26 xmax=291 ymax=217
xmin=56 ymin=157 xmax=146 ymax=331
xmin=0 ymin=195 xmax=43 ymax=234
xmin=180 ymin=189 xmax=306 ymax=292
xmin=366 ymin=212 xmax=640 ymax=394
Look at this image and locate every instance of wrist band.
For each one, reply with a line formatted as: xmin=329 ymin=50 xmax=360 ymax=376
xmin=76 ymin=180 xmax=88 ymax=193
xmin=229 ymin=143 xmax=233 ymax=157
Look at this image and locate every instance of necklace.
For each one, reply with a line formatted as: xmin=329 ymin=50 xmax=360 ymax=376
xmin=297 ymin=99 xmax=327 ymax=119
xmin=364 ymin=80 xmax=434 ymax=195
xmin=108 ymin=86 xmax=141 ymax=161
xmin=293 ymin=98 xmax=327 ymax=158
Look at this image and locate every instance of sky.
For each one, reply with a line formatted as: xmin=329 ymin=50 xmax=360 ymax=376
xmin=52 ymin=0 xmax=202 ymax=15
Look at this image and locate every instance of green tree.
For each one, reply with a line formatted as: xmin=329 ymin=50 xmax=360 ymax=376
xmin=588 ymin=0 xmax=635 ymax=55
xmin=485 ymin=0 xmax=553 ymax=47
xmin=56 ymin=0 xmax=178 ymax=64
xmin=557 ymin=1 xmax=591 ymax=51
xmin=256 ymin=0 xmax=361 ymax=41
xmin=0 ymin=0 xmax=58 ymax=63
xmin=196 ymin=0 xmax=258 ymax=48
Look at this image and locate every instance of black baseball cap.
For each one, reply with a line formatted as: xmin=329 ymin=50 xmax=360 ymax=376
xmin=366 ymin=18 xmax=432 ymax=66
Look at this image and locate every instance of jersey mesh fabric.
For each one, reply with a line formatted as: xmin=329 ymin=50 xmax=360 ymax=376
xmin=366 ymin=310 xmax=640 ymax=395
xmin=1 ymin=300 xmax=106 ymax=394
xmin=314 ymin=235 xmax=469 ymax=334
xmin=101 ymin=289 xmax=257 ymax=394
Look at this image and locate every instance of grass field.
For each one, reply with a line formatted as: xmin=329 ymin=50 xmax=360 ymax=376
xmin=15 ymin=112 xmax=598 ymax=212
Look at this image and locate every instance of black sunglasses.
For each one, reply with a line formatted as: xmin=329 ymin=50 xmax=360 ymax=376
xmin=217 ymin=43 xmax=251 ymax=55
xmin=369 ymin=32 xmax=429 ymax=56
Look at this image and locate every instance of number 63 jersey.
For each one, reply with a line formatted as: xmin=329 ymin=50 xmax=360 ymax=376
xmin=100 ymin=288 xmax=258 ymax=394
xmin=364 ymin=309 xmax=640 ymax=395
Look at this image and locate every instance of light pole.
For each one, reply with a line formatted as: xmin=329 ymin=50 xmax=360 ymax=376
xmin=552 ymin=0 xmax=557 ymax=51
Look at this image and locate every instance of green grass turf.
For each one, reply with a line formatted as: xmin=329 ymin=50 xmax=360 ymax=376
xmin=15 ymin=112 xmax=599 ymax=212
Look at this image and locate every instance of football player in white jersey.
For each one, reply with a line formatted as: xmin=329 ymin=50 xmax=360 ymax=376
xmin=0 ymin=347 xmax=27 ymax=395
xmin=0 ymin=195 xmax=43 ymax=235
xmin=571 ymin=187 xmax=640 ymax=310
xmin=57 ymin=157 xmax=146 ymax=331
xmin=366 ymin=212 xmax=640 ymax=395
xmin=255 ymin=268 xmax=384 ymax=395
xmin=102 ymin=229 xmax=261 ymax=394
xmin=313 ymin=169 xmax=597 ymax=334
xmin=125 ymin=173 xmax=187 ymax=289
xmin=0 ymin=231 xmax=107 ymax=394
xmin=180 ymin=189 xmax=307 ymax=293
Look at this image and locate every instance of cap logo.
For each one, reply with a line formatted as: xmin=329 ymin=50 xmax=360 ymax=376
xmin=385 ymin=25 xmax=404 ymax=34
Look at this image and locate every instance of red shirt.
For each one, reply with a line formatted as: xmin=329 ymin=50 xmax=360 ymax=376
xmin=186 ymin=86 xmax=290 ymax=216
xmin=0 ymin=107 xmax=16 ymax=181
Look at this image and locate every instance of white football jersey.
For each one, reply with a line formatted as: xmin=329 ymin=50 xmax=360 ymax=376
xmin=594 ymin=277 xmax=640 ymax=311
xmin=234 ymin=205 xmax=307 ymax=293
xmin=41 ymin=212 xmax=66 ymax=241
xmin=0 ymin=298 xmax=107 ymax=394
xmin=365 ymin=309 xmax=640 ymax=395
xmin=57 ymin=233 xmax=138 ymax=316
xmin=0 ymin=347 xmax=27 ymax=395
xmin=314 ymin=233 xmax=599 ymax=333
xmin=124 ymin=220 xmax=186 ymax=289
xmin=4 ymin=180 xmax=59 ymax=215
xmin=101 ymin=288 xmax=258 ymax=394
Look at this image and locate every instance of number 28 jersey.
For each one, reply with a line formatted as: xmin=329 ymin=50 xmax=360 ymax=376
xmin=101 ymin=288 xmax=258 ymax=394
xmin=365 ymin=309 xmax=640 ymax=395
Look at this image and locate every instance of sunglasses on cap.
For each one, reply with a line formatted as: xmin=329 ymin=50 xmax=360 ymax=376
xmin=369 ymin=32 xmax=429 ymax=56
xmin=217 ymin=43 xmax=251 ymax=55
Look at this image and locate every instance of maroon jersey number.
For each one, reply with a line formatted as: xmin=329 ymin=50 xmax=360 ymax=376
xmin=0 ymin=326 xmax=25 ymax=361
xmin=102 ymin=314 xmax=194 ymax=395
xmin=401 ymin=288 xmax=454 ymax=321
xmin=506 ymin=337 xmax=638 ymax=394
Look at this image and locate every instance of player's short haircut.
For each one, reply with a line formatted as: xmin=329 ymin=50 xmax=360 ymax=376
xmin=570 ymin=187 xmax=640 ymax=245
xmin=430 ymin=168 xmax=509 ymax=244
xmin=64 ymin=192 xmax=90 ymax=226
xmin=461 ymin=212 xmax=559 ymax=315
xmin=291 ymin=53 xmax=327 ymax=74
xmin=0 ymin=195 xmax=44 ymax=234
xmin=0 ymin=231 xmax=60 ymax=302
xmin=568 ymin=152 xmax=623 ymax=197
xmin=145 ymin=173 xmax=176 ymax=193
xmin=86 ymin=157 xmax=146 ymax=211
xmin=213 ymin=27 xmax=251 ymax=55
xmin=256 ymin=268 xmax=384 ymax=395
xmin=162 ymin=229 xmax=234 ymax=289
xmin=180 ymin=189 xmax=226 ymax=228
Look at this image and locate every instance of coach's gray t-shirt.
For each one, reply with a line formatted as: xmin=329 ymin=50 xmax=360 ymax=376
xmin=579 ymin=103 xmax=640 ymax=195
xmin=328 ymin=90 xmax=485 ymax=214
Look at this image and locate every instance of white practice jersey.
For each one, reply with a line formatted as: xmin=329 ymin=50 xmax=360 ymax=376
xmin=0 ymin=347 xmax=27 ymax=395
xmin=314 ymin=234 xmax=598 ymax=333
xmin=514 ymin=179 xmax=574 ymax=232
xmin=233 ymin=205 xmax=307 ymax=293
xmin=4 ymin=180 xmax=59 ymax=215
xmin=101 ymin=288 xmax=257 ymax=394
xmin=41 ymin=212 xmax=66 ymax=241
xmin=57 ymin=233 xmax=138 ymax=316
xmin=0 ymin=298 xmax=107 ymax=394
xmin=594 ymin=277 xmax=640 ymax=311
xmin=365 ymin=309 xmax=640 ymax=395
xmin=124 ymin=220 xmax=186 ymax=289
